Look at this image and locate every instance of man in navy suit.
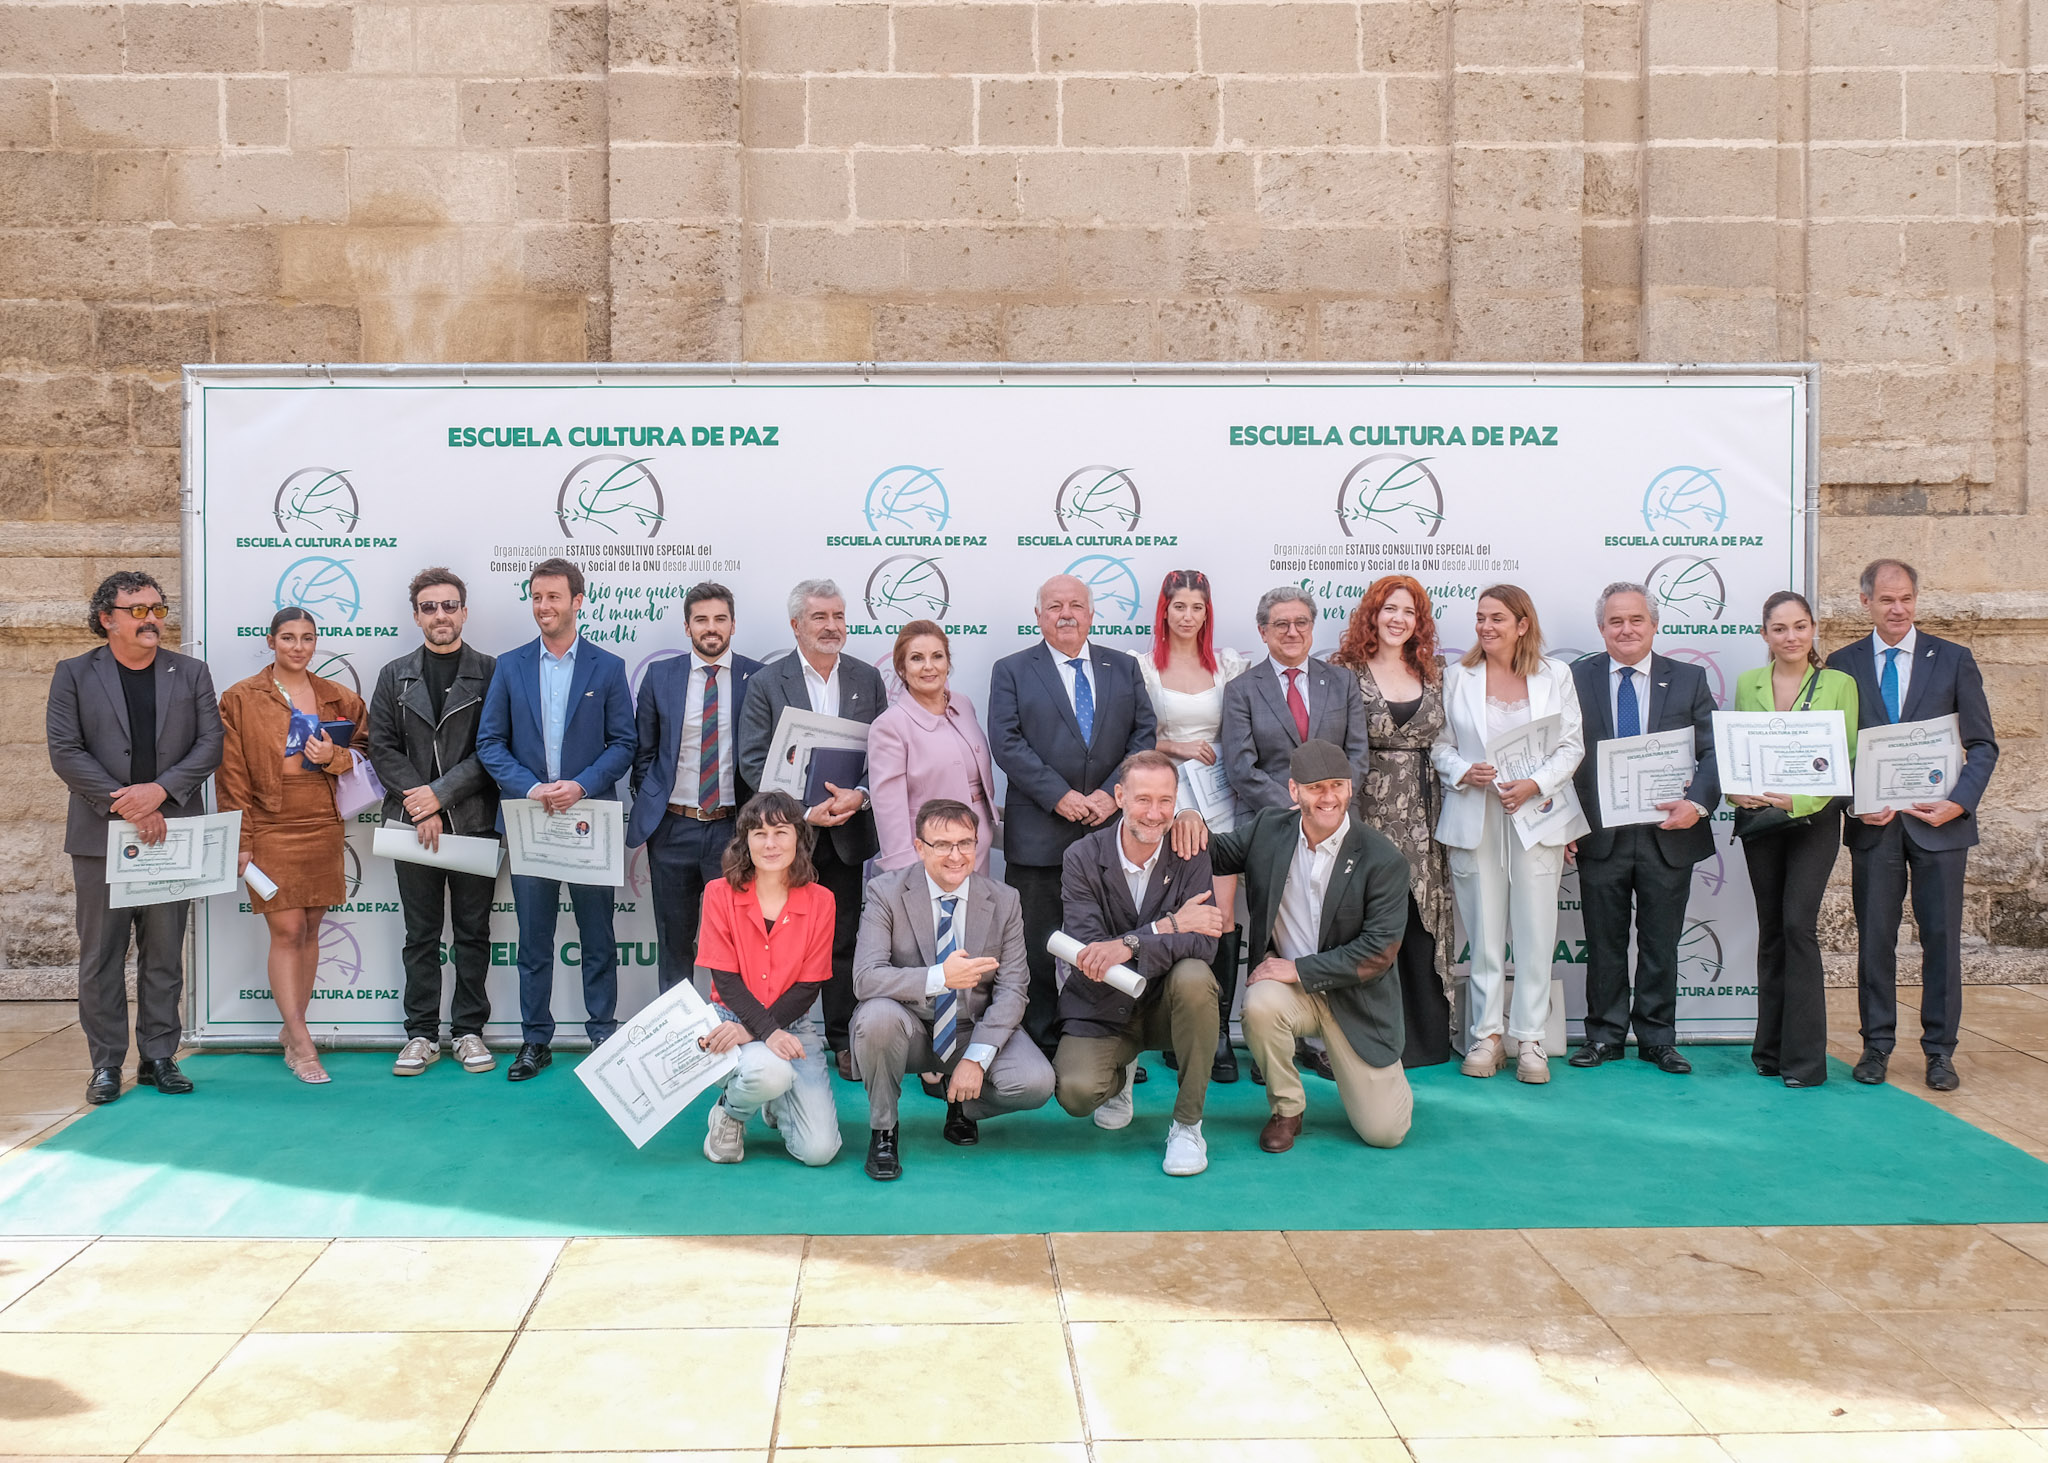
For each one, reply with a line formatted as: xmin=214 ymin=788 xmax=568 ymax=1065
xmin=629 ymin=581 xmax=763 ymax=994
xmin=478 ymin=556 xmax=636 ymax=1081
xmin=1566 ymin=583 xmax=1720 ymax=1074
xmin=1827 ymin=558 xmax=1999 ymax=1093
xmin=987 ymin=573 xmax=1159 ymax=1053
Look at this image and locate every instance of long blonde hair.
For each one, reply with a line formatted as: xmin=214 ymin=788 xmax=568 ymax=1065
xmin=1460 ymin=583 xmax=1546 ymax=677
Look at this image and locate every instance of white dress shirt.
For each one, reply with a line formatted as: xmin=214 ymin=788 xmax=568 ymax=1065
xmin=1274 ymin=814 xmax=1349 ymax=962
xmin=1270 ymin=656 xmax=1314 ymax=722
xmin=1608 ymin=651 xmax=1653 ymax=736
xmin=1044 ymin=638 xmax=1097 ymax=716
xmin=1118 ymin=831 xmax=1164 ymax=911
xmin=800 ymin=652 xmax=842 ymax=718
xmin=1871 ymin=626 xmax=1918 ymax=716
xmin=672 ymin=650 xmax=735 ymax=807
xmin=920 ymin=871 xmax=995 ymax=1068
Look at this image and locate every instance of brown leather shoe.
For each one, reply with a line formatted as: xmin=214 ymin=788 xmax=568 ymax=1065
xmin=1259 ymin=1113 xmax=1302 ymax=1153
xmin=835 ymin=1048 xmax=857 ymax=1082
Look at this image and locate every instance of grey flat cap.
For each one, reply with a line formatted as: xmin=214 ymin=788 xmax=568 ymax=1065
xmin=1289 ymin=739 xmax=1354 ymax=785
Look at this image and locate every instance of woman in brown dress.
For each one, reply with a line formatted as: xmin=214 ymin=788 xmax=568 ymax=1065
xmin=216 ymin=607 xmax=371 ymax=1084
xmin=1332 ymin=574 xmax=1456 ymax=1067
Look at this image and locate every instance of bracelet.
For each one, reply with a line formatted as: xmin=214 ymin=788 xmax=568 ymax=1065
xmin=1168 ymin=912 xmax=1180 ymax=934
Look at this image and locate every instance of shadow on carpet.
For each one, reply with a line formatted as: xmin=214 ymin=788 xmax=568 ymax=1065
xmin=3 ymin=1047 xmax=2045 ymax=1237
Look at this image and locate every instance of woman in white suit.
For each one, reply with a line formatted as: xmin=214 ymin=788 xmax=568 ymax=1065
xmin=1432 ymin=584 xmax=1589 ymax=1084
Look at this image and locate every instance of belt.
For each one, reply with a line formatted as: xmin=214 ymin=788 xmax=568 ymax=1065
xmin=668 ymin=802 xmax=732 ymax=822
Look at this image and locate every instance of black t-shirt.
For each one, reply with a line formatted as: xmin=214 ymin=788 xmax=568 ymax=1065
xmin=421 ymin=643 xmax=462 ymax=721
xmin=119 ymin=661 xmax=158 ymax=786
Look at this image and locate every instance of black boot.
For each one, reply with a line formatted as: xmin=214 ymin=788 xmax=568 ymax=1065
xmin=1210 ymin=926 xmax=1241 ymax=1083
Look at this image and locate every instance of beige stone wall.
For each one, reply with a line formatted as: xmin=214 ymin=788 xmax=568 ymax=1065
xmin=2 ymin=0 xmax=2045 ymax=972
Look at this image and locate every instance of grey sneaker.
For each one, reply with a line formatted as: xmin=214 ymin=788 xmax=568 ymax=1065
xmin=393 ymin=1037 xmax=439 ymax=1076
xmin=453 ymin=1034 xmax=495 ymax=1073
xmin=704 ymin=1101 xmax=746 ymax=1163
xmin=1093 ymin=1063 xmax=1136 ymax=1131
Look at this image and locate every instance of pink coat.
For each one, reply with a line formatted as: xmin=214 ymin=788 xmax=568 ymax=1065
xmin=868 ymin=689 xmax=999 ymax=872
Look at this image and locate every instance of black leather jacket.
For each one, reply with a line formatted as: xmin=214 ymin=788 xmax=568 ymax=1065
xmin=367 ymin=644 xmax=500 ymax=837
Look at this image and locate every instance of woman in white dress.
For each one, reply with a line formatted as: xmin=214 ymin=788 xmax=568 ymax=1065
xmin=1139 ymin=569 xmax=1250 ymax=1083
xmin=1432 ymin=583 xmax=1588 ymax=1085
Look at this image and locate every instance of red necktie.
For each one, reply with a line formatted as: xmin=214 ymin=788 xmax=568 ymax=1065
xmin=1284 ymin=667 xmax=1309 ymax=741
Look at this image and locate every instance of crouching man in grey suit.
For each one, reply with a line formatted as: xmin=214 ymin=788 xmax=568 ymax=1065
xmin=46 ymin=572 xmax=222 ymax=1107
xmin=850 ymin=797 xmax=1053 ymax=1180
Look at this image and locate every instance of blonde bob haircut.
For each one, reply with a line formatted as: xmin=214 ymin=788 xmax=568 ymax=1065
xmin=1459 ymin=582 xmax=1547 ymax=677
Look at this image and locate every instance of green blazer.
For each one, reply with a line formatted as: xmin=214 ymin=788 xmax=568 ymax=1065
xmin=1729 ymin=664 xmax=1861 ymax=820
xmin=1209 ymin=805 xmax=1411 ymax=1068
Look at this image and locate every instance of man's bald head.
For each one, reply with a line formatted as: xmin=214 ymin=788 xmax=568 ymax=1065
xmin=1036 ymin=574 xmax=1094 ymax=656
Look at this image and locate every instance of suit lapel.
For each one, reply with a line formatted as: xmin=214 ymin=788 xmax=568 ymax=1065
xmin=1900 ymin=637 xmax=1940 ymax=723
xmin=1308 ymin=659 xmax=1340 ymax=740
xmin=519 ymin=641 xmax=545 ymax=737
xmin=1317 ymin=823 xmax=1369 ymax=950
xmin=962 ymin=877 xmax=994 ymax=962
xmin=1456 ymin=662 xmax=1488 ymax=752
xmin=92 ymin=647 xmax=131 ymax=738
xmin=1253 ymin=661 xmax=1301 ymax=746
xmin=1647 ymin=652 xmax=1670 ymax=731
xmin=1261 ymin=812 xmax=1297 ymax=953
xmin=153 ymin=653 xmax=176 ymax=738
xmin=912 ymin=876 xmax=941 ymax=965
xmin=1587 ymin=654 xmax=1615 ymax=741
xmin=1032 ymin=644 xmax=1085 ymax=744
xmin=1087 ymin=647 xmax=1119 ymax=750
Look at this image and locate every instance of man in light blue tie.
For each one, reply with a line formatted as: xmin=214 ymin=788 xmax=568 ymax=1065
xmin=849 ymin=798 xmax=1053 ymax=1180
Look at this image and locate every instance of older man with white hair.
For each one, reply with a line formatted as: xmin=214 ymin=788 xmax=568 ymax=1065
xmin=987 ymin=573 xmax=1159 ymax=1054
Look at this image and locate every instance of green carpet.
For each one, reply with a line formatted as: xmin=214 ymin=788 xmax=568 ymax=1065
xmin=3 ymin=1048 xmax=2046 ymax=1237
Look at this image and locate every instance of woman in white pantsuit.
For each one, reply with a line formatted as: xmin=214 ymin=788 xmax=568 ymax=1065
xmin=1432 ymin=584 xmax=1589 ymax=1084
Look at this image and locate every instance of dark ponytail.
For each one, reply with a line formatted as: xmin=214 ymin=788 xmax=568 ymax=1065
xmin=1760 ymin=590 xmax=1821 ymax=667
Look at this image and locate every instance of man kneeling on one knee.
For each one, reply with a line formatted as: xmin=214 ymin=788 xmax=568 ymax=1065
xmin=1053 ymin=750 xmax=1229 ymax=1177
xmin=1201 ymin=739 xmax=1413 ymax=1153
xmin=850 ymin=797 xmax=1053 ymax=1181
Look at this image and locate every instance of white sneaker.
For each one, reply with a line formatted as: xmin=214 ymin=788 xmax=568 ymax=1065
xmin=704 ymin=1101 xmax=746 ymax=1163
xmin=1517 ymin=1040 xmax=1551 ymax=1084
xmin=393 ymin=1037 xmax=438 ymax=1076
xmin=1093 ymin=1064 xmax=1136 ymax=1130
xmin=1163 ymin=1120 xmax=1208 ymax=1176
xmin=453 ymin=1034 xmax=495 ymax=1073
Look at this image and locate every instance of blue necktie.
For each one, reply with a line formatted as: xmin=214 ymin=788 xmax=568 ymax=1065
xmin=932 ymin=895 xmax=960 ymax=1061
xmin=1881 ymin=646 xmax=1901 ymax=723
xmin=1067 ymin=658 xmax=1095 ymax=744
xmin=1616 ymin=667 xmax=1640 ymax=739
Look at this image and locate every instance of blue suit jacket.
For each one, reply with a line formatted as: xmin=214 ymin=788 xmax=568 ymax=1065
xmin=986 ymin=641 xmax=1157 ymax=867
xmin=1826 ymin=630 xmax=1998 ymax=853
xmin=477 ymin=634 xmax=636 ymax=828
xmin=626 ymin=651 xmax=763 ymax=847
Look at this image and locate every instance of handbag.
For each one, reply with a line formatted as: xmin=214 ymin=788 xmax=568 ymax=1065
xmin=1731 ymin=668 xmax=1828 ymax=841
xmin=332 ymin=756 xmax=386 ymax=819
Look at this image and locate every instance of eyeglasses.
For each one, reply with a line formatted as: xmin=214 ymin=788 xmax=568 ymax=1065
xmin=416 ymin=599 xmax=464 ymax=615
xmin=917 ymin=838 xmax=978 ymax=857
xmin=113 ymin=604 xmax=170 ymax=621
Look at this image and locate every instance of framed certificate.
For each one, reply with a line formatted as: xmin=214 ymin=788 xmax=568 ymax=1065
xmin=1714 ymin=709 xmax=1853 ymax=797
xmin=504 ymin=798 xmax=626 ymax=886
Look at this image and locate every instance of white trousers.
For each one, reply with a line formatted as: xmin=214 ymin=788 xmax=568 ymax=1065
xmin=1447 ymin=793 xmax=1566 ymax=1045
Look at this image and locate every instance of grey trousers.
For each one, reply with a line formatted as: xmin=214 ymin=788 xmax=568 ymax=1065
xmin=849 ymin=997 xmax=1056 ymax=1131
xmin=72 ymin=855 xmax=188 ymax=1069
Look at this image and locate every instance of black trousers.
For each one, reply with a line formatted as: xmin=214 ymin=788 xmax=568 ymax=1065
xmin=1578 ymin=824 xmax=1693 ymax=1047
xmin=1742 ymin=804 xmax=1840 ymax=1085
xmin=395 ymin=858 xmax=495 ymax=1041
xmin=811 ymin=837 xmax=865 ymax=1051
xmin=1851 ymin=818 xmax=1969 ymax=1058
xmin=1006 ymin=861 xmax=1065 ymax=1054
xmin=645 ymin=811 xmax=736 ymax=993
xmin=72 ymin=855 xmax=187 ymax=1069
xmin=1396 ymin=896 xmax=1451 ymax=1068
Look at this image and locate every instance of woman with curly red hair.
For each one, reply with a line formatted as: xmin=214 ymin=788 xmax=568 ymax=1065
xmin=1331 ymin=575 xmax=1456 ymax=1067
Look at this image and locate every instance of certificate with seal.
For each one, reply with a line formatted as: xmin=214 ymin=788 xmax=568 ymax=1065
xmin=1714 ymin=709 xmax=1853 ymax=797
xmin=504 ymin=798 xmax=625 ymax=885
xmin=108 ymin=812 xmax=242 ymax=909
xmin=1179 ymin=744 xmax=1239 ymax=831
xmin=1484 ymin=713 xmax=1587 ymax=848
xmin=105 ymin=817 xmax=202 ymax=881
xmin=575 ymin=980 xmax=738 ymax=1148
xmin=1595 ymin=729 xmax=1697 ymax=827
xmin=1854 ymin=713 xmax=1963 ymax=814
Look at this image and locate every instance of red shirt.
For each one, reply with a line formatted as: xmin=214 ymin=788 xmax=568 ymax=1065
xmin=696 ymin=878 xmax=835 ymax=1010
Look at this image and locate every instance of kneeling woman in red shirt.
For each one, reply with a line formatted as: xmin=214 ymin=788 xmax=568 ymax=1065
xmin=697 ymin=790 xmax=844 ymax=1167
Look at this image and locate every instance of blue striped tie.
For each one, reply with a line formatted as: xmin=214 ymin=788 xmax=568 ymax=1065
xmin=932 ymin=895 xmax=960 ymax=1061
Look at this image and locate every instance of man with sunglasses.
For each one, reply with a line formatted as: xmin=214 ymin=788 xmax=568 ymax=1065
xmin=47 ymin=572 xmax=223 ymax=1105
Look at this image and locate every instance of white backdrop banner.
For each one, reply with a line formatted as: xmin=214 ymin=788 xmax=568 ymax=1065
xmin=184 ymin=366 xmax=1813 ymax=1044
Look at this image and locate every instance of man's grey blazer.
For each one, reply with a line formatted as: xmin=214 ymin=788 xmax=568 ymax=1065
xmin=47 ymin=645 xmax=223 ymax=858
xmin=1219 ymin=655 xmax=1370 ymax=810
xmin=852 ymin=862 xmax=1030 ymax=1057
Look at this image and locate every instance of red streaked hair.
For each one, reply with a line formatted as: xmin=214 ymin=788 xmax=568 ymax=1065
xmin=1333 ymin=574 xmax=1440 ymax=686
xmin=1151 ymin=569 xmax=1216 ymax=673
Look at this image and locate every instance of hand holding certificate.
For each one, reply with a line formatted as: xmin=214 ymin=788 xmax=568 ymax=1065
xmin=1484 ymin=713 xmax=1586 ymax=848
xmin=1178 ymin=743 xmax=1238 ymax=831
xmin=504 ymin=798 xmax=625 ymax=885
xmin=1714 ymin=709 xmax=1852 ymax=798
xmin=106 ymin=818 xmax=201 ymax=881
xmin=763 ymin=707 xmax=871 ymax=802
xmin=1596 ymin=729 xmax=1697 ymax=828
xmin=576 ymin=981 xmax=738 ymax=1148
xmin=372 ymin=823 xmax=505 ymax=879
xmin=108 ymin=812 xmax=242 ymax=908
xmin=1854 ymin=714 xmax=1962 ymax=815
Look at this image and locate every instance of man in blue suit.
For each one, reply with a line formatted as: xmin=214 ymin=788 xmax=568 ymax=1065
xmin=987 ymin=572 xmax=1158 ymax=1053
xmin=1827 ymin=558 xmax=1999 ymax=1093
xmin=478 ymin=556 xmax=636 ymax=1081
xmin=628 ymin=581 xmax=762 ymax=994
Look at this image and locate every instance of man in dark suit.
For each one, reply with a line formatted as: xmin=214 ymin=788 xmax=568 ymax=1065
xmin=736 ymin=577 xmax=886 ymax=1077
xmin=1566 ymin=582 xmax=1720 ymax=1075
xmin=629 ymin=581 xmax=763 ymax=994
xmin=477 ymin=556 xmax=636 ymax=1082
xmin=1827 ymin=558 xmax=2000 ymax=1093
xmin=987 ymin=572 xmax=1159 ymax=1053
xmin=46 ymin=571 xmax=222 ymax=1105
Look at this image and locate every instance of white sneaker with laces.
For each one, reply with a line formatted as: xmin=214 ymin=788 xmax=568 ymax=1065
xmin=1517 ymin=1039 xmax=1551 ymax=1084
xmin=1163 ymin=1120 xmax=1208 ymax=1176
xmin=392 ymin=1036 xmax=438 ymax=1076
xmin=1093 ymin=1063 xmax=1136 ymax=1130
xmin=453 ymin=1034 xmax=495 ymax=1073
xmin=704 ymin=1101 xmax=746 ymax=1163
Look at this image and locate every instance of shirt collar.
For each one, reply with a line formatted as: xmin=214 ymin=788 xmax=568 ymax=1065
xmin=1118 ymin=831 xmax=1164 ymax=879
xmin=694 ymin=649 xmax=734 ymax=672
xmin=1272 ymin=656 xmax=1310 ymax=678
xmin=540 ymin=636 xmax=580 ymax=666
xmin=1045 ymin=638 xmax=1091 ymax=665
xmin=799 ymin=653 xmax=839 ymax=682
xmin=1873 ymin=627 xmax=1918 ymax=659
xmin=924 ymin=871 xmax=969 ymax=906
xmin=1611 ymin=651 xmax=1653 ymax=677
xmin=1299 ymin=813 xmax=1351 ymax=858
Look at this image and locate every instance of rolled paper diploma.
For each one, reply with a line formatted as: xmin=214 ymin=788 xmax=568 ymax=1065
xmin=244 ymin=863 xmax=280 ymax=900
xmin=1047 ymin=930 xmax=1146 ymax=998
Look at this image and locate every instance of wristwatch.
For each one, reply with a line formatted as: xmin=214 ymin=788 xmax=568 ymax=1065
xmin=1121 ymin=933 xmax=1143 ymax=957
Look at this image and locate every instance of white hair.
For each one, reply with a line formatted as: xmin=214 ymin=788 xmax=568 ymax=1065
xmin=1596 ymin=581 xmax=1657 ymax=627
xmin=787 ymin=578 xmax=843 ymax=620
xmin=1036 ymin=576 xmax=1092 ymax=612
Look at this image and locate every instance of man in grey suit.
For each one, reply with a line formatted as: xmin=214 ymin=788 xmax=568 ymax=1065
xmin=850 ymin=797 xmax=1053 ymax=1180
xmin=46 ymin=572 xmax=222 ymax=1106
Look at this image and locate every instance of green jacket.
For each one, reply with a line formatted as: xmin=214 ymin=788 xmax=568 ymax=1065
xmin=1209 ymin=805 xmax=1411 ymax=1068
xmin=1729 ymin=664 xmax=1860 ymax=820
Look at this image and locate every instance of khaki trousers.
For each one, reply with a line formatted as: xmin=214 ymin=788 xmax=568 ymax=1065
xmin=1053 ymin=958 xmax=1218 ymax=1126
xmin=1245 ymin=979 xmax=1413 ymax=1148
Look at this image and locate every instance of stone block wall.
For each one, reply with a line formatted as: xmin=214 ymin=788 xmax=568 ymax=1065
xmin=2 ymin=0 xmax=2045 ymax=974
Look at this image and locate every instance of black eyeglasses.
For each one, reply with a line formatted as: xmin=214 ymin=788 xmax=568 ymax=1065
xmin=415 ymin=599 xmax=464 ymax=615
xmin=114 ymin=604 xmax=170 ymax=621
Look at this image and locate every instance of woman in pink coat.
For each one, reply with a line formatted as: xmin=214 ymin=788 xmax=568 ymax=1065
xmin=868 ymin=620 xmax=999 ymax=873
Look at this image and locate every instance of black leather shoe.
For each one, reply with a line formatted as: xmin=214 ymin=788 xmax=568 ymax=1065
xmin=865 ymin=1125 xmax=901 ymax=1180
xmin=1160 ymin=1049 xmax=1179 ymax=1072
xmin=1248 ymin=1058 xmax=1265 ymax=1086
xmin=1568 ymin=1042 xmax=1623 ymax=1068
xmin=1640 ymin=1044 xmax=1692 ymax=1075
xmin=86 ymin=1066 xmax=121 ymax=1105
xmin=138 ymin=1057 xmax=193 ymax=1094
xmin=1783 ymin=1075 xmax=1822 ymax=1088
xmin=1298 ymin=1039 xmax=1335 ymax=1081
xmin=507 ymin=1044 xmax=552 ymax=1082
xmin=1133 ymin=1064 xmax=1148 ymax=1084
xmin=943 ymin=1102 xmax=979 ymax=1146
xmin=1212 ymin=1036 xmax=1240 ymax=1084
xmin=1926 ymin=1054 xmax=1961 ymax=1092
xmin=1853 ymin=1047 xmax=1889 ymax=1085
xmin=1754 ymin=1061 xmax=1782 ymax=1077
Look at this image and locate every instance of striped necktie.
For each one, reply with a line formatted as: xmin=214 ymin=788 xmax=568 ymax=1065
xmin=932 ymin=895 xmax=961 ymax=1061
xmin=698 ymin=663 xmax=720 ymax=808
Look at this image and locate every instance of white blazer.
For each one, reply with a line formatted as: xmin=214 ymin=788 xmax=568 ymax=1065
xmin=1431 ymin=655 xmax=1590 ymax=849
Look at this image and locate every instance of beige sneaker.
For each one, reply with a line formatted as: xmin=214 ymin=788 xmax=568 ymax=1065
xmin=704 ymin=1101 xmax=746 ymax=1163
xmin=392 ymin=1037 xmax=438 ymax=1076
xmin=453 ymin=1034 xmax=495 ymax=1073
xmin=1461 ymin=1034 xmax=1502 ymax=1079
xmin=1517 ymin=1040 xmax=1551 ymax=1084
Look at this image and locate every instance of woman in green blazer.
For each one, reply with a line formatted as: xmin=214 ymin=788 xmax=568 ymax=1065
xmin=1730 ymin=590 xmax=1860 ymax=1087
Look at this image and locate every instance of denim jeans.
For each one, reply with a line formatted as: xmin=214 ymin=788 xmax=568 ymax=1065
xmin=711 ymin=1005 xmax=842 ymax=1167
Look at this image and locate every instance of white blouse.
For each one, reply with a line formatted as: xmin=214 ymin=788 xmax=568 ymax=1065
xmin=1139 ymin=646 xmax=1251 ymax=745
